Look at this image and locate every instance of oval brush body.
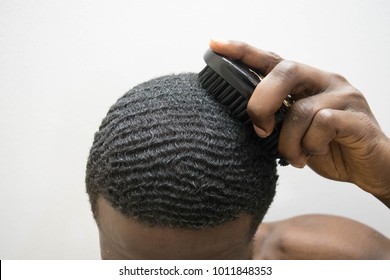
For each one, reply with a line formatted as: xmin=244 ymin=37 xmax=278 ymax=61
xmin=198 ymin=49 xmax=292 ymax=165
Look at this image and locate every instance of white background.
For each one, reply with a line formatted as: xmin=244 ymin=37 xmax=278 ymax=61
xmin=0 ymin=0 xmax=389 ymax=259
xmin=2 ymin=260 xmax=390 ymax=279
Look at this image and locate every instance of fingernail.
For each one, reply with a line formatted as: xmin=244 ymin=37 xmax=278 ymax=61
xmin=289 ymin=159 xmax=307 ymax=168
xmin=290 ymin=162 xmax=305 ymax=168
xmin=254 ymin=125 xmax=270 ymax=138
xmin=210 ymin=38 xmax=229 ymax=45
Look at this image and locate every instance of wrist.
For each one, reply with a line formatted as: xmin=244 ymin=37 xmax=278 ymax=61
xmin=351 ymin=135 xmax=390 ymax=209
xmin=371 ymin=136 xmax=390 ymax=208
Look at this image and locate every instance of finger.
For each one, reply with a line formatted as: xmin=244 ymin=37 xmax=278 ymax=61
xmin=209 ymin=39 xmax=283 ymax=75
xmin=299 ymin=109 xmax=356 ymax=175
xmin=278 ymin=96 xmax=348 ymax=167
xmin=302 ymin=108 xmax=376 ymax=154
xmin=247 ymin=60 xmax=330 ymax=136
xmin=301 ymin=109 xmax=337 ymax=156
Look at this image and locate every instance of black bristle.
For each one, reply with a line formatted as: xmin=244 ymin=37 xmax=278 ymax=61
xmin=199 ymin=66 xmax=249 ymax=124
xmin=198 ymin=63 xmax=288 ymax=165
xmin=228 ymin=95 xmax=246 ymax=113
xmin=231 ymin=101 xmax=247 ymax=118
xmin=215 ymin=84 xmax=234 ymax=102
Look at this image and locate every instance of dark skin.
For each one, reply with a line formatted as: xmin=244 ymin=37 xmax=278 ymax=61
xmin=210 ymin=40 xmax=390 ymax=208
xmin=97 ymin=197 xmax=254 ymax=259
xmin=97 ymin=197 xmax=390 ymax=259
xmin=96 ymin=40 xmax=390 ymax=259
xmin=254 ymin=215 xmax=390 ymax=260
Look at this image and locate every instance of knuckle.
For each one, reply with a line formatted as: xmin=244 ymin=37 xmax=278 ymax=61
xmin=313 ymin=108 xmax=334 ymax=127
xmin=267 ymin=51 xmax=283 ymax=62
xmin=247 ymin=97 xmax=267 ymax=121
xmin=265 ymin=51 xmax=283 ymax=71
xmin=345 ymin=88 xmax=363 ymax=98
xmin=330 ymin=72 xmax=348 ymax=83
xmin=236 ymin=41 xmax=250 ymax=59
xmin=287 ymin=100 xmax=313 ymax=123
xmin=343 ymin=89 xmax=369 ymax=112
xmin=273 ymin=60 xmax=301 ymax=81
xmin=347 ymin=89 xmax=365 ymax=103
xmin=328 ymin=73 xmax=368 ymax=111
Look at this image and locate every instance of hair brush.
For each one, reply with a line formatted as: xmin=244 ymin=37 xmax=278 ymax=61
xmin=198 ymin=49 xmax=292 ymax=165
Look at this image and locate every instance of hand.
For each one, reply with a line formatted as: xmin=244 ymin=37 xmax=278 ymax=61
xmin=210 ymin=40 xmax=390 ymax=207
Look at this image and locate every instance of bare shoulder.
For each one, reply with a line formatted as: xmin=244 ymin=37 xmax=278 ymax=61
xmin=253 ymin=214 xmax=390 ymax=260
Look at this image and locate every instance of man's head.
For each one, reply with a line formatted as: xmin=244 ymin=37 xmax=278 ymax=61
xmin=86 ymin=73 xmax=278 ymax=259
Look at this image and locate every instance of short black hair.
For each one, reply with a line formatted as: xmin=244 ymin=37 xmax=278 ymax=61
xmin=86 ymin=73 xmax=278 ymax=237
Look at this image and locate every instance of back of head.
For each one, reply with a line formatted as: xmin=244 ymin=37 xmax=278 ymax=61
xmin=86 ymin=73 xmax=278 ymax=234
